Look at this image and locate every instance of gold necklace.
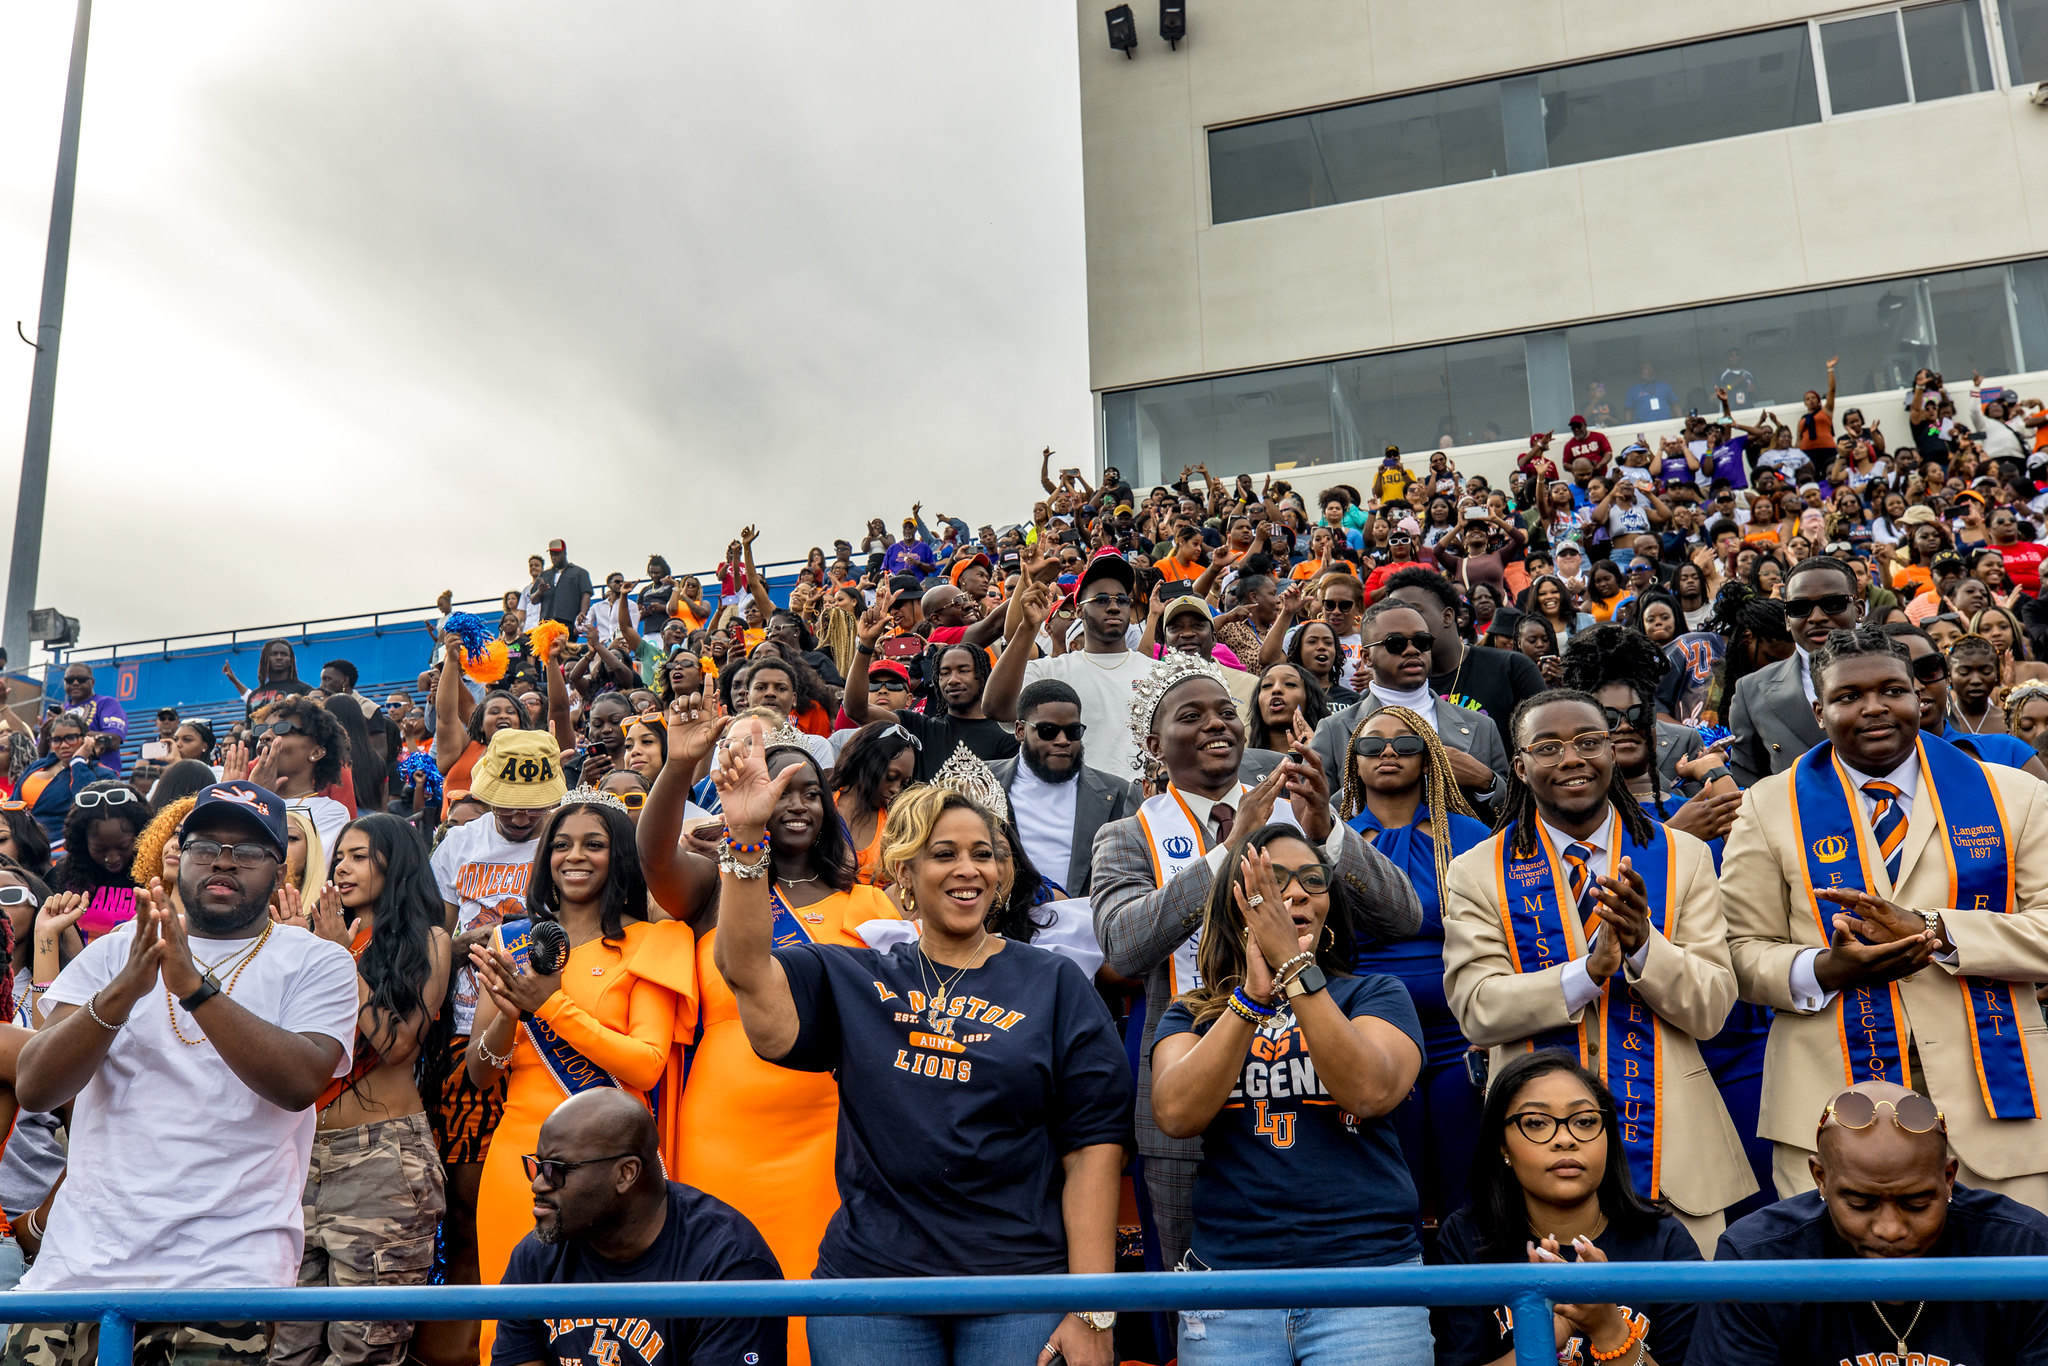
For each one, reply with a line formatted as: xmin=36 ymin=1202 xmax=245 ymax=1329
xmin=166 ymin=923 xmax=274 ymax=1046
xmin=918 ymin=930 xmax=990 ymax=1029
xmin=1869 ymin=1301 xmax=1923 ymax=1360
xmin=1077 ymin=648 xmax=1128 ymax=671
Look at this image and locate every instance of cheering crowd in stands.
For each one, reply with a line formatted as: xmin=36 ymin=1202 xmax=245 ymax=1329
xmin=1 ymin=365 xmax=2047 ymax=1366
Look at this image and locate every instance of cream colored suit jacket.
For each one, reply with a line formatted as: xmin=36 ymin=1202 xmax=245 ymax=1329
xmin=1720 ymin=756 xmax=2048 ymax=1178
xmin=1442 ymin=826 xmax=1755 ymax=1217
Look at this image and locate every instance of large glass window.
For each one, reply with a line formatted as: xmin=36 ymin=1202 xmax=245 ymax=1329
xmin=1102 ymin=257 xmax=2048 ymax=484
xmin=1821 ymin=13 xmax=1913 ymax=112
xmin=1903 ymin=0 xmax=1994 ymax=98
xmin=1999 ymin=0 xmax=2048 ymax=81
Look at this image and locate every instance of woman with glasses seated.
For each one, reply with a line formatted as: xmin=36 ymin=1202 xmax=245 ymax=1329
xmin=1443 ymin=691 xmax=1753 ymax=1255
xmin=1151 ymin=824 xmax=1429 ymax=1364
xmin=1433 ymin=1051 xmax=1701 ymax=1366
xmin=827 ymin=721 xmax=920 ymax=886
xmin=1337 ymin=705 xmax=1490 ymax=1230
xmin=14 ymin=714 xmax=117 ymax=845
xmin=47 ymin=780 xmax=152 ymax=937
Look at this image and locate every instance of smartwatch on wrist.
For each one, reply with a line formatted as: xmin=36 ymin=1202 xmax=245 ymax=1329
xmin=179 ymin=972 xmax=222 ymax=1014
xmin=1282 ymin=964 xmax=1328 ymax=999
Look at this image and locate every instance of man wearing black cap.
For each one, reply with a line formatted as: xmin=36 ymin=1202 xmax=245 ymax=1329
xmin=985 ymin=550 xmax=1153 ymax=779
xmin=542 ymin=539 xmax=592 ymax=634
xmin=6 ymin=780 xmax=360 ymax=1365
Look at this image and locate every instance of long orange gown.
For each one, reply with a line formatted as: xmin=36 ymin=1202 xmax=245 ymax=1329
xmin=475 ymin=917 xmax=697 ymax=1363
xmin=676 ymin=884 xmax=896 ymax=1366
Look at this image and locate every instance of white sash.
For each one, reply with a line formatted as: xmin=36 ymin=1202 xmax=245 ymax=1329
xmin=1133 ymin=783 xmax=1301 ymax=993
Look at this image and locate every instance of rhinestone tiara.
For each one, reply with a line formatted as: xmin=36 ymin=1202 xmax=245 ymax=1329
xmin=930 ymin=743 xmax=1010 ymax=825
xmin=1127 ymin=651 xmax=1230 ymax=772
xmin=559 ymin=786 xmax=631 ymax=815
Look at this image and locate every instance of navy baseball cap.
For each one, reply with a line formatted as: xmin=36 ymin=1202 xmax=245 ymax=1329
xmin=180 ymin=780 xmax=289 ymax=857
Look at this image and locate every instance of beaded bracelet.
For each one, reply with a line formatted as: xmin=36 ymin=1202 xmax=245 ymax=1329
xmin=1272 ymin=952 xmax=1315 ymax=988
xmin=1231 ymin=986 xmax=1277 ymax=1019
xmin=1225 ymin=994 xmax=1266 ymax=1025
xmin=724 ymin=830 xmax=770 ymax=856
xmin=1587 ymin=1312 xmax=1649 ymax=1362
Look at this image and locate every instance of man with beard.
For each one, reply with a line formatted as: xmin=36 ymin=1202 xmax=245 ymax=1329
xmin=5 ymin=781 xmax=358 ymax=1366
xmin=844 ymin=597 xmax=1018 ymax=781
xmin=988 ymin=680 xmax=1139 ymax=897
xmin=494 ymin=1089 xmax=786 ymax=1366
xmin=985 ymin=551 xmax=1154 ymax=779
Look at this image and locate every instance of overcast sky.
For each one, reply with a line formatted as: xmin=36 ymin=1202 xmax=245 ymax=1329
xmin=0 ymin=2 xmax=1092 ymax=652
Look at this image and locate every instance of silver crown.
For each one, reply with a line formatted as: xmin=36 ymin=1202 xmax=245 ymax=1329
xmin=1127 ymin=651 xmax=1231 ymax=772
xmin=560 ymin=786 xmax=631 ymax=815
xmin=761 ymin=719 xmax=810 ymax=753
xmin=930 ymin=743 xmax=1010 ymax=825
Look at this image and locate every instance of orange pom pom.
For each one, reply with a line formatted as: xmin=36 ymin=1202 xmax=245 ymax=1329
xmin=460 ymin=637 xmax=509 ymax=686
xmin=528 ymin=620 xmax=569 ymax=667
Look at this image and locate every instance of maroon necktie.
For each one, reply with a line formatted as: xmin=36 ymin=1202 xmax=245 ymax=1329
xmin=1212 ymin=801 xmax=1236 ymax=844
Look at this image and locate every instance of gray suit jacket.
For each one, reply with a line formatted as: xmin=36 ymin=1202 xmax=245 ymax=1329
xmin=1655 ymin=719 xmax=1705 ymax=795
xmin=1310 ymin=692 xmax=1509 ymax=794
xmin=1090 ymin=787 xmax=1422 ymax=1164
xmin=989 ymin=756 xmax=1140 ymax=897
xmin=1728 ymin=653 xmax=1821 ymax=788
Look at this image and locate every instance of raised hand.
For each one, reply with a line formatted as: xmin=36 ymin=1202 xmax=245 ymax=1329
xmin=99 ymin=887 xmax=166 ymax=1017
xmin=309 ymin=883 xmax=353 ymax=949
xmin=710 ymin=716 xmax=798 ymax=837
xmin=666 ymin=688 xmax=725 ymax=769
xmin=1234 ymin=848 xmax=1302 ymax=1001
xmin=35 ymin=891 xmax=89 ymax=944
xmin=150 ymin=880 xmax=203 ymax=1001
xmin=857 ymin=587 xmax=896 ymax=647
xmin=272 ymin=881 xmax=312 ymax=930
xmin=1589 ymin=858 xmax=1651 ymax=954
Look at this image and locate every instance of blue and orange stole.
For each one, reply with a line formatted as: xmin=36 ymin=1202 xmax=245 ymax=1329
xmin=1494 ymin=821 xmax=1677 ymax=1199
xmin=503 ymin=918 xmax=623 ymax=1101
xmin=1788 ymin=736 xmax=2039 ymax=1119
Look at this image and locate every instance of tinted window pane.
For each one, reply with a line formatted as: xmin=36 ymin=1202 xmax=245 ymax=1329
xmin=1112 ymin=365 xmax=1335 ymax=481
xmin=1568 ymin=312 xmax=1707 ymax=429
xmin=1926 ymin=266 xmax=2020 ymax=379
xmin=1822 ymin=14 xmax=1910 ymax=114
xmin=1209 ymin=117 xmax=1333 ymax=224
xmin=1902 ymin=0 xmax=1992 ymax=99
xmin=1999 ymin=0 xmax=2048 ymax=82
xmin=1318 ymin=83 xmax=1509 ymax=203
xmin=1444 ymin=338 xmax=1532 ymax=448
xmin=1332 ymin=349 xmax=1452 ymax=457
xmin=1539 ymin=27 xmax=1820 ymax=168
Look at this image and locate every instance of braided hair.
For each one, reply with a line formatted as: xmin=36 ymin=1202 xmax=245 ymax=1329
xmin=1560 ymin=623 xmax=1671 ymax=814
xmin=1705 ymin=582 xmax=1791 ymax=719
xmin=1337 ymin=705 xmax=1476 ymax=898
xmin=1495 ymin=689 xmax=1656 ymax=859
xmin=920 ymin=642 xmax=993 ymax=717
xmin=2003 ymin=679 xmax=2048 ymax=730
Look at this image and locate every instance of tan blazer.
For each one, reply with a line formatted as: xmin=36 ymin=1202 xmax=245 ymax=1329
xmin=1442 ymin=826 xmax=1755 ymax=1218
xmin=1720 ymin=758 xmax=2048 ymax=1179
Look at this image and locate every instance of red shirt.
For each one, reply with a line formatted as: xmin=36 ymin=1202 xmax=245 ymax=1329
xmin=1996 ymin=541 xmax=2048 ymax=594
xmin=1563 ymin=431 xmax=1612 ymax=471
xmin=1519 ymin=453 xmax=1559 ymax=483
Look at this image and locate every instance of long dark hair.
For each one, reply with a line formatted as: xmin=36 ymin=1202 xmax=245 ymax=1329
xmin=327 ymin=695 xmax=386 ymax=812
xmin=989 ymin=810 xmax=1058 ymax=943
xmin=1246 ymin=663 xmax=1329 ymax=751
xmin=54 ymin=781 xmax=154 ymax=893
xmin=0 ymin=807 xmax=52 ymax=881
xmin=830 ymin=722 xmax=919 ymax=818
xmin=467 ymin=687 xmax=541 ymax=747
xmin=526 ymin=800 xmax=650 ymax=944
xmin=328 ymin=814 xmax=455 ymax=1100
xmin=1464 ymin=1051 xmax=1666 ymax=1261
xmin=766 ymin=747 xmax=857 ymax=894
xmin=1178 ymin=823 xmax=1358 ymax=1027
xmin=1494 ymin=690 xmax=1655 ymax=859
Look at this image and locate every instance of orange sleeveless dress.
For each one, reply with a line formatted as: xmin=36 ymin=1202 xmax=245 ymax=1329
xmin=474 ymin=918 xmax=697 ymax=1363
xmin=677 ymin=884 xmax=896 ymax=1366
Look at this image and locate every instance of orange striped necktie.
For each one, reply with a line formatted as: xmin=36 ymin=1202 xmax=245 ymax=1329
xmin=1862 ymin=781 xmax=1907 ymax=882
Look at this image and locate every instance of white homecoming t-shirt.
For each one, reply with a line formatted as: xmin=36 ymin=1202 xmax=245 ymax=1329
xmin=25 ymin=921 xmax=358 ymax=1292
xmin=431 ymin=816 xmax=545 ymax=1035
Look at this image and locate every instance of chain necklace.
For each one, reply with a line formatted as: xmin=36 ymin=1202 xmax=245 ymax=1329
xmin=191 ymin=931 xmax=272 ymax=978
xmin=917 ymin=929 xmax=990 ymax=1030
xmin=1077 ymin=648 xmax=1129 ymax=671
xmin=1869 ymin=1301 xmax=1923 ymax=1360
xmin=167 ymin=923 xmax=275 ymax=1046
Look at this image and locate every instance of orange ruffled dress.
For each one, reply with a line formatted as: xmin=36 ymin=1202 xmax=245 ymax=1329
xmin=475 ymin=918 xmax=697 ymax=1363
xmin=677 ymin=884 xmax=896 ymax=1366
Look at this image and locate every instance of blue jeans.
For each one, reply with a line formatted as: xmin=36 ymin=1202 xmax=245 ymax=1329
xmin=808 ymin=1311 xmax=1068 ymax=1366
xmin=1178 ymin=1262 xmax=1434 ymax=1366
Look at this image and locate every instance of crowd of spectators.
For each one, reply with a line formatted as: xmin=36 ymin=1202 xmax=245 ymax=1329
xmin=0 ymin=368 xmax=2046 ymax=1366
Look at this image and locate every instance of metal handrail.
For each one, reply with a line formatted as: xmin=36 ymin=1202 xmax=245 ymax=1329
xmin=24 ymin=1257 xmax=2048 ymax=1366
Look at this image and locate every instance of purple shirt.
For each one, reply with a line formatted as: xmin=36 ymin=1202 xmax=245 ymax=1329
xmin=73 ymin=694 xmax=128 ymax=773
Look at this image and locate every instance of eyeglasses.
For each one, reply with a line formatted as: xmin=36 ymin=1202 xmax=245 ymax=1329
xmin=520 ymin=1152 xmax=636 ymax=1189
xmin=879 ymin=723 xmax=923 ymax=751
xmin=1353 ymin=734 xmax=1426 ymax=759
xmin=1368 ymin=631 xmax=1435 ymax=656
xmin=1031 ymin=721 xmax=1086 ymax=742
xmin=0 ymin=886 xmax=38 ymax=909
xmin=1912 ymin=654 xmax=1949 ymax=684
xmin=1257 ymin=862 xmax=1333 ymax=894
xmin=613 ymin=790 xmax=648 ymax=811
xmin=1508 ymin=1110 xmax=1606 ymax=1144
xmin=1817 ymin=1089 xmax=1945 ymax=1140
xmin=180 ymin=838 xmax=281 ymax=869
xmin=1078 ymin=594 xmax=1134 ymax=609
xmin=1601 ymin=701 xmax=1652 ymax=735
xmin=1523 ymin=732 xmax=1612 ymax=763
xmin=1782 ymin=593 xmax=1854 ymax=620
xmin=74 ymin=787 xmax=140 ymax=809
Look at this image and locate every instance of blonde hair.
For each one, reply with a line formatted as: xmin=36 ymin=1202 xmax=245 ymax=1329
xmin=284 ymin=808 xmax=324 ymax=899
xmin=1338 ymin=704 xmax=1477 ymax=898
xmin=878 ymin=785 xmax=1010 ymax=909
xmin=131 ymin=796 xmax=198 ymax=891
xmin=2003 ymin=679 xmax=2048 ymax=729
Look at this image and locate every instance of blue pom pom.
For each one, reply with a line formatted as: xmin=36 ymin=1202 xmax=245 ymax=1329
xmin=442 ymin=612 xmax=494 ymax=658
xmin=1691 ymin=723 xmax=1731 ymax=747
xmin=395 ymin=751 xmax=444 ymax=806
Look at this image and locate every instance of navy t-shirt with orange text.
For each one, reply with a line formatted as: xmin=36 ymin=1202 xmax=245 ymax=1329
xmin=770 ymin=938 xmax=1132 ymax=1279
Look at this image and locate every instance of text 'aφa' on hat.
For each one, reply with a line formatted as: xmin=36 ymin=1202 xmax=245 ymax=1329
xmin=469 ymin=729 xmax=568 ymax=808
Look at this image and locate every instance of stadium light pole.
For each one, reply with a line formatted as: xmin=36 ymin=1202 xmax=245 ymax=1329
xmin=4 ymin=0 xmax=94 ymax=672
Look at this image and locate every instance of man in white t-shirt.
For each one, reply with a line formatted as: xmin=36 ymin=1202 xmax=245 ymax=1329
xmin=983 ymin=551 xmax=1153 ymax=779
xmin=9 ymin=781 xmax=358 ymax=1365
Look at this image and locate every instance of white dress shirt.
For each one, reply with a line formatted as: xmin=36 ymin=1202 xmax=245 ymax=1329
xmin=1540 ymin=808 xmax=1654 ymax=1015
xmin=1010 ymin=761 xmax=1080 ymax=892
xmin=1795 ymin=645 xmax=1816 ymax=705
xmin=1179 ymin=783 xmax=1334 ymax=875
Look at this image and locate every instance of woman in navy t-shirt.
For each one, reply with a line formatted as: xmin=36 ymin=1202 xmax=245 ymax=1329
xmin=1151 ymin=824 xmax=1429 ymax=1366
xmin=709 ymin=722 xmax=1132 ymax=1366
xmin=1434 ymin=1052 xmax=1700 ymax=1366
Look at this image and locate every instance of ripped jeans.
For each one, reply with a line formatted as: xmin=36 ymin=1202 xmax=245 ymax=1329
xmin=1177 ymin=1254 xmax=1432 ymax=1366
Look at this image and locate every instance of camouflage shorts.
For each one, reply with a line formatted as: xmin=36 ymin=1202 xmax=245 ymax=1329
xmin=2 ymin=1321 xmax=268 ymax=1366
xmin=269 ymin=1112 xmax=447 ymax=1366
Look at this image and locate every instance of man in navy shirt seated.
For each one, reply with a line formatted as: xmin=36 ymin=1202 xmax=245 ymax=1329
xmin=1695 ymin=1078 xmax=2048 ymax=1365
xmin=494 ymin=1090 xmax=787 ymax=1366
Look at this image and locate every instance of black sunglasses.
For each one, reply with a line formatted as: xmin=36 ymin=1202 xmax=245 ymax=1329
xmin=1602 ymin=701 xmax=1653 ymax=735
xmin=1353 ymin=734 xmax=1427 ymax=758
xmin=521 ymin=1152 xmax=635 ymax=1189
xmin=258 ymin=719 xmax=308 ymax=738
xmin=1781 ymin=593 xmax=1853 ymax=620
xmin=1912 ymin=653 xmax=1949 ymax=684
xmin=1030 ymin=721 xmax=1086 ymax=742
xmin=1368 ymin=631 xmax=1435 ymax=656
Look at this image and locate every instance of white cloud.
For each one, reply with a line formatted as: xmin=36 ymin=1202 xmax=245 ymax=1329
xmin=0 ymin=2 xmax=1090 ymax=649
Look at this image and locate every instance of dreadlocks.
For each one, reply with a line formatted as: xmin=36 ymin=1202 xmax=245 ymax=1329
xmin=1495 ymin=689 xmax=1655 ymax=859
xmin=1338 ymin=705 xmax=1476 ymax=897
xmin=1705 ymin=582 xmax=1791 ymax=720
xmin=1559 ymin=623 xmax=1672 ymax=814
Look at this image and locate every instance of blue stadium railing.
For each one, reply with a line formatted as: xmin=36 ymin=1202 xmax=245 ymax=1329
xmin=16 ymin=1259 xmax=2046 ymax=1366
